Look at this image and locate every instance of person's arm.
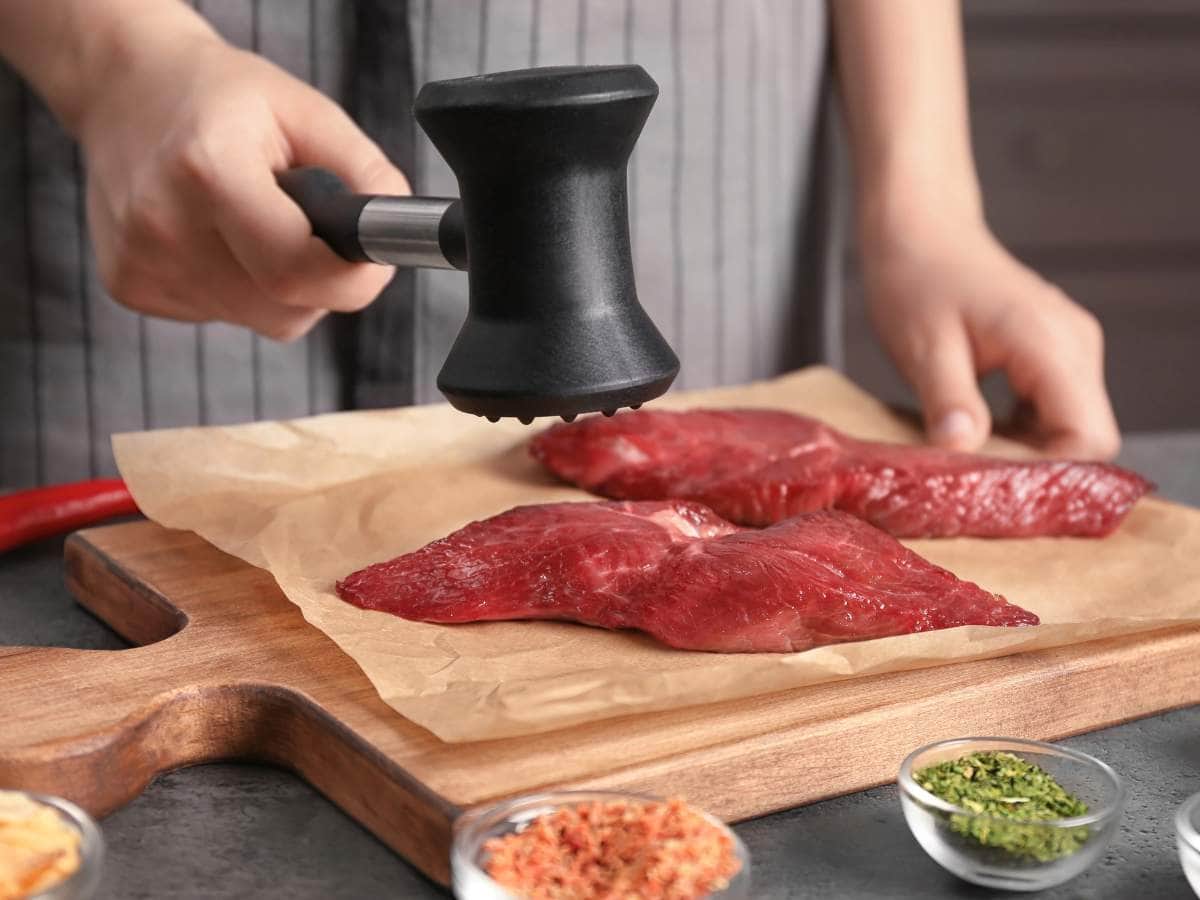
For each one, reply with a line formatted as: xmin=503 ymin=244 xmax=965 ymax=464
xmin=831 ymin=0 xmax=1119 ymax=459
xmin=0 ymin=1 xmax=207 ymax=133
xmin=0 ymin=0 xmax=409 ymax=340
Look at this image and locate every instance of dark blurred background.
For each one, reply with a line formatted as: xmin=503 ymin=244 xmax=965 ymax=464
xmin=843 ymin=0 xmax=1200 ymax=432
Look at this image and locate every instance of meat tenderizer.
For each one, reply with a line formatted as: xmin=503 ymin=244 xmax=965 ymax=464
xmin=277 ymin=65 xmax=678 ymax=424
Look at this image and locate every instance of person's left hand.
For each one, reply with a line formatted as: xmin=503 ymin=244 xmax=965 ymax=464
xmin=859 ymin=205 xmax=1120 ymax=460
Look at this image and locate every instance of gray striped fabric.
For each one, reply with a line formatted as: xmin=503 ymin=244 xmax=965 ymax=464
xmin=0 ymin=0 xmax=836 ymax=491
xmin=409 ymin=0 xmax=836 ymax=402
xmin=0 ymin=0 xmax=352 ymax=489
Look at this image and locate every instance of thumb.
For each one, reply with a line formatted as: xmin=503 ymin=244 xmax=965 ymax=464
xmin=900 ymin=318 xmax=992 ymax=452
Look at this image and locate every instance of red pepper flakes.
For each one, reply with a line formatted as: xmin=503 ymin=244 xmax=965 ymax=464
xmin=482 ymin=796 xmax=741 ymax=899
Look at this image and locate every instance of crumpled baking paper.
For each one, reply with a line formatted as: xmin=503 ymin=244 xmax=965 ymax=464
xmin=113 ymin=368 xmax=1200 ymax=742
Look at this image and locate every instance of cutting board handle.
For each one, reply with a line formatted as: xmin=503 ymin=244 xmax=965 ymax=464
xmin=0 ymin=529 xmax=461 ymax=884
xmin=0 ymin=642 xmax=376 ymax=818
xmin=0 ymin=644 xmax=222 ymax=813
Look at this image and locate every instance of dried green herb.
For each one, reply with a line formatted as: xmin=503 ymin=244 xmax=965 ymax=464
xmin=915 ymin=750 xmax=1091 ymax=862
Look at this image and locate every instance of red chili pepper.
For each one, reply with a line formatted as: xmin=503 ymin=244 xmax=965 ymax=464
xmin=0 ymin=479 xmax=139 ymax=553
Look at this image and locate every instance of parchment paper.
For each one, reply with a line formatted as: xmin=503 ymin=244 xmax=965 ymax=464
xmin=112 ymin=368 xmax=1200 ymax=743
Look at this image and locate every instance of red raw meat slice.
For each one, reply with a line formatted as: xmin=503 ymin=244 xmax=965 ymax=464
xmin=335 ymin=500 xmax=1038 ymax=653
xmin=529 ymin=409 xmax=1153 ymax=538
xmin=338 ymin=500 xmax=738 ymax=624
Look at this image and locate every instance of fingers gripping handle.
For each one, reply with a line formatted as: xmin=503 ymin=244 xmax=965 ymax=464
xmin=275 ymin=167 xmax=373 ymax=262
xmin=275 ymin=167 xmax=467 ymax=270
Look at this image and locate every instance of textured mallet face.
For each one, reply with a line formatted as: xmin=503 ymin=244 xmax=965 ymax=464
xmin=494 ymin=410 xmax=635 ymax=425
xmin=438 ymin=328 xmax=678 ymax=424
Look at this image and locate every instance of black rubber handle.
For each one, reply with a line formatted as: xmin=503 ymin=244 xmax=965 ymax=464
xmin=275 ymin=167 xmax=374 ymax=263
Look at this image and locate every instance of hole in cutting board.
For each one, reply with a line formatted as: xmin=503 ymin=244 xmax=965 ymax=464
xmin=0 ymin=534 xmax=132 ymax=650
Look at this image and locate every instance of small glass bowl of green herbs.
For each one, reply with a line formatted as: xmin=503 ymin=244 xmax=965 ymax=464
xmin=898 ymin=737 xmax=1126 ymax=892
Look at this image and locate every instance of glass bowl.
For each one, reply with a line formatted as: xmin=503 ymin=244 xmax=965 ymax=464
xmin=451 ymin=790 xmax=750 ymax=899
xmin=1178 ymin=790 xmax=1200 ymax=897
xmin=898 ymin=737 xmax=1125 ymax=892
xmin=2 ymin=791 xmax=105 ymax=899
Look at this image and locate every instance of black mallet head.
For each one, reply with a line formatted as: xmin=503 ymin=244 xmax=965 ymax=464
xmin=278 ymin=65 xmax=678 ymax=423
xmin=416 ymin=65 xmax=679 ymax=422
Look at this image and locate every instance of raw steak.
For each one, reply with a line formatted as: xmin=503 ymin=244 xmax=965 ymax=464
xmin=335 ymin=500 xmax=1038 ymax=653
xmin=530 ymin=409 xmax=1152 ymax=538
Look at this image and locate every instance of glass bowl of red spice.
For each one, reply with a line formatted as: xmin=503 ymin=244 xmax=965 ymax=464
xmin=899 ymin=737 xmax=1126 ymax=892
xmin=451 ymin=790 xmax=750 ymax=899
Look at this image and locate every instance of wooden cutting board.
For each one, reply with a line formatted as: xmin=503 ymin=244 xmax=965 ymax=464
xmin=3 ymin=521 xmax=1199 ymax=886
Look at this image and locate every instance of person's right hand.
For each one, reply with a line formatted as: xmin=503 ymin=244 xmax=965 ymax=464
xmin=75 ymin=14 xmax=409 ymax=340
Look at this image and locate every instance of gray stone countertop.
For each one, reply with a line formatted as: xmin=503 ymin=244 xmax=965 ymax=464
xmin=1 ymin=431 xmax=1197 ymax=899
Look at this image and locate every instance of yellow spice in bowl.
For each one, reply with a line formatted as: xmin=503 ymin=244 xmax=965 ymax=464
xmin=0 ymin=792 xmax=82 ymax=900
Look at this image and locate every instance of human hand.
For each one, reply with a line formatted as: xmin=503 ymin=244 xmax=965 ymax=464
xmin=73 ymin=9 xmax=408 ymax=340
xmin=860 ymin=207 xmax=1119 ymax=460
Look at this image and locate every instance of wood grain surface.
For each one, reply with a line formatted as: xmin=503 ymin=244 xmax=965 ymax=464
xmin=2 ymin=520 xmax=1199 ymax=885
